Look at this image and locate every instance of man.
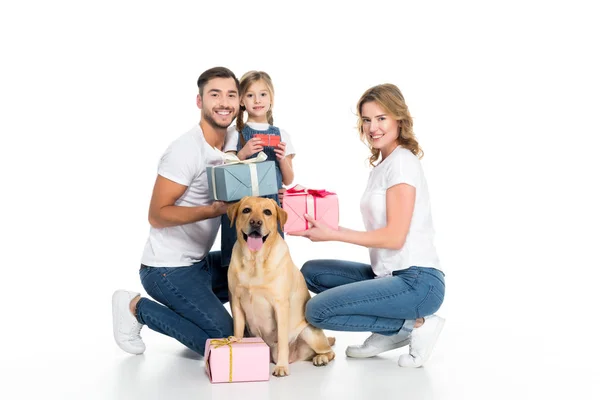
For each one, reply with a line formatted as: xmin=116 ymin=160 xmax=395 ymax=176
xmin=112 ymin=67 xmax=240 ymax=356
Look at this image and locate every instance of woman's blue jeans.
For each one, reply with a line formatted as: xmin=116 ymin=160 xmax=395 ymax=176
xmin=301 ymin=260 xmax=445 ymax=335
xmin=135 ymin=251 xmax=233 ymax=356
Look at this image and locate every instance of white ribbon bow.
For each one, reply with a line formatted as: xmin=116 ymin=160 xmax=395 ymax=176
xmin=221 ymin=151 xmax=268 ymax=165
xmin=212 ymin=151 xmax=268 ymax=200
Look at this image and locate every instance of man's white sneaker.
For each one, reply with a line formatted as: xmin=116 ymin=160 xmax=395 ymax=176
xmin=398 ymin=315 xmax=445 ymax=367
xmin=346 ymin=331 xmax=411 ymax=358
xmin=112 ymin=290 xmax=145 ymax=355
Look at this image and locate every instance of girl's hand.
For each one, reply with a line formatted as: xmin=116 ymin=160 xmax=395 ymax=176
xmin=274 ymin=142 xmax=286 ymax=161
xmin=287 ymin=214 xmax=337 ymax=242
xmin=238 ymin=137 xmax=264 ymax=160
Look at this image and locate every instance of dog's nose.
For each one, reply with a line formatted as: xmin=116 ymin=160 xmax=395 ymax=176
xmin=249 ymin=219 xmax=262 ymax=227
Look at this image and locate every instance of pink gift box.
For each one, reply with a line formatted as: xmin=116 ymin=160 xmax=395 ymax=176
xmin=282 ymin=185 xmax=339 ymax=233
xmin=204 ymin=337 xmax=270 ymax=383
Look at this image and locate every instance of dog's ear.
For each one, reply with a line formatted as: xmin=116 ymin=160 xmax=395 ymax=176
xmin=227 ymin=198 xmax=246 ymax=227
xmin=275 ymin=201 xmax=288 ymax=229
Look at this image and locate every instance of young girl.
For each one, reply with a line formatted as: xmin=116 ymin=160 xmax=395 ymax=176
xmin=220 ymin=71 xmax=296 ymax=267
xmin=290 ymin=84 xmax=445 ymax=368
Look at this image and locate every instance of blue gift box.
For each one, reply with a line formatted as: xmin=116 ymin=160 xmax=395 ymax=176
xmin=207 ymin=160 xmax=278 ymax=202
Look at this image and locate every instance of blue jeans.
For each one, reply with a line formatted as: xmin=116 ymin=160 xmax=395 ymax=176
xmin=135 ymin=251 xmax=232 ymax=356
xmin=301 ymin=260 xmax=445 ymax=335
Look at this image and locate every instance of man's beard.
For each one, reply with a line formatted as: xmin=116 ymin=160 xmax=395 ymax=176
xmin=202 ymin=107 xmax=235 ymax=129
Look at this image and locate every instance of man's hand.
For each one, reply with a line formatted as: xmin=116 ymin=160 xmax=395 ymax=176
xmin=211 ymin=201 xmax=228 ymax=217
xmin=238 ymin=137 xmax=264 ymax=160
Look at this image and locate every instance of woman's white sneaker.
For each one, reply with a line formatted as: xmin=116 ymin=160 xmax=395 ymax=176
xmin=398 ymin=315 xmax=445 ymax=367
xmin=346 ymin=331 xmax=411 ymax=358
xmin=112 ymin=290 xmax=146 ymax=355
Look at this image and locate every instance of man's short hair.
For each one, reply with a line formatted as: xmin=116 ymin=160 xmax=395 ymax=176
xmin=197 ymin=67 xmax=240 ymax=97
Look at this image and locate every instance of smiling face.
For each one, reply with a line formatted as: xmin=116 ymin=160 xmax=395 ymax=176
xmin=197 ymin=77 xmax=239 ymax=129
xmin=241 ymin=80 xmax=273 ymax=123
xmin=360 ymin=101 xmax=400 ymax=159
xmin=227 ymin=197 xmax=287 ymax=252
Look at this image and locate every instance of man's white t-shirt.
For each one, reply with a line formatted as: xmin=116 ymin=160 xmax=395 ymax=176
xmin=141 ymin=124 xmax=225 ymax=267
xmin=224 ymin=122 xmax=296 ymax=156
xmin=360 ymin=146 xmax=441 ymax=277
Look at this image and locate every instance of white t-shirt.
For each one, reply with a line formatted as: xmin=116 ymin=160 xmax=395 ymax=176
xmin=141 ymin=124 xmax=225 ymax=267
xmin=224 ymin=122 xmax=296 ymax=156
xmin=360 ymin=146 xmax=441 ymax=277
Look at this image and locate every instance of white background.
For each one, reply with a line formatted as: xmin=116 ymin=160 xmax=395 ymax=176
xmin=1 ymin=0 xmax=599 ymax=398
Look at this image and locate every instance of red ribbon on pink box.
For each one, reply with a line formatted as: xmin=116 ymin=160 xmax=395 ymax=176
xmin=282 ymin=185 xmax=339 ymax=232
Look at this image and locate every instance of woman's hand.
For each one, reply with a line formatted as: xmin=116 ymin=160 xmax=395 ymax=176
xmin=274 ymin=142 xmax=286 ymax=161
xmin=287 ymin=214 xmax=339 ymax=242
xmin=238 ymin=137 xmax=264 ymax=160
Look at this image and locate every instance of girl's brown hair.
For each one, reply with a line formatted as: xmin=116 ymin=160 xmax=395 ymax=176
xmin=236 ymin=71 xmax=275 ymax=132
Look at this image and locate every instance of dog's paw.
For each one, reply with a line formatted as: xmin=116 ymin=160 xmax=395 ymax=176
xmin=327 ymin=336 xmax=336 ymax=346
xmin=272 ymin=365 xmax=290 ymax=377
xmin=312 ymin=354 xmax=331 ymax=366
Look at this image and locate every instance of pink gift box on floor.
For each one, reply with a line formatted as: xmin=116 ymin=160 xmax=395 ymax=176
xmin=204 ymin=337 xmax=270 ymax=383
xmin=282 ymin=185 xmax=339 ymax=233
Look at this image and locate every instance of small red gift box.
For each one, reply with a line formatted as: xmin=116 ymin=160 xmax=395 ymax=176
xmin=254 ymin=134 xmax=281 ymax=147
xmin=282 ymin=185 xmax=339 ymax=233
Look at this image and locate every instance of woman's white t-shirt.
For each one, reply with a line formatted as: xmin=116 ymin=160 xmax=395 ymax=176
xmin=360 ymin=146 xmax=441 ymax=277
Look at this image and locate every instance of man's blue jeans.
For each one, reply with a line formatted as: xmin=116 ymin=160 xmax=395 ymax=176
xmin=301 ymin=260 xmax=445 ymax=335
xmin=135 ymin=251 xmax=232 ymax=356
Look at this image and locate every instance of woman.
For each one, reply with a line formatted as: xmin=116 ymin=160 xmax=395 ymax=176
xmin=290 ymin=84 xmax=445 ymax=367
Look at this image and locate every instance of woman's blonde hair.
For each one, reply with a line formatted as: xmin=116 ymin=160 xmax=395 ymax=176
xmin=236 ymin=71 xmax=275 ymax=132
xmin=357 ymin=84 xmax=423 ymax=166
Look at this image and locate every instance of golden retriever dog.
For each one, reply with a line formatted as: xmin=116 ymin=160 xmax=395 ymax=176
xmin=227 ymin=196 xmax=335 ymax=377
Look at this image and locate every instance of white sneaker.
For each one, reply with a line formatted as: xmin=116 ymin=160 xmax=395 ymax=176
xmin=398 ymin=315 xmax=445 ymax=367
xmin=346 ymin=331 xmax=411 ymax=358
xmin=112 ymin=290 xmax=145 ymax=355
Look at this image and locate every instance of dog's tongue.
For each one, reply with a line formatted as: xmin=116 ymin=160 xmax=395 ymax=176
xmin=247 ymin=236 xmax=263 ymax=252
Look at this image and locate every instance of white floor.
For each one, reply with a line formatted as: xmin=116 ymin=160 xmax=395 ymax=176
xmin=3 ymin=305 xmax=598 ymax=400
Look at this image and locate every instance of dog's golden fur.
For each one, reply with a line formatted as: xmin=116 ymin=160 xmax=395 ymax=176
xmin=227 ymin=196 xmax=335 ymax=377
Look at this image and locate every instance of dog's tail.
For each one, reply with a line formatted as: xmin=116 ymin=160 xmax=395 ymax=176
xmin=327 ymin=336 xmax=336 ymax=346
